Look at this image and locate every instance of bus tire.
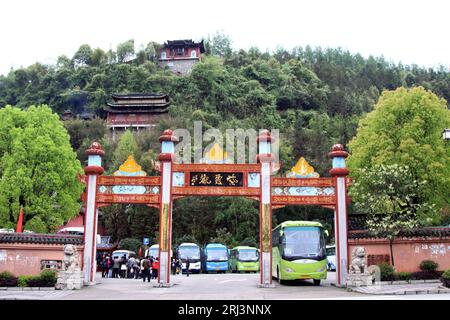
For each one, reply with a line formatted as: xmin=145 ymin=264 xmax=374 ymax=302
xmin=313 ymin=279 xmax=321 ymax=286
xmin=277 ymin=268 xmax=284 ymax=285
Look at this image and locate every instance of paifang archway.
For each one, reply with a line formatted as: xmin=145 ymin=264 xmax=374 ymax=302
xmin=81 ymin=130 xmax=351 ymax=288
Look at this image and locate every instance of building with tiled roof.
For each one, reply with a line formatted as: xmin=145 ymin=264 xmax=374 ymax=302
xmin=159 ymin=39 xmax=205 ymax=75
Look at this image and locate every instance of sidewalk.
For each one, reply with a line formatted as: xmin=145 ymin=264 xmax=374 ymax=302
xmin=349 ymin=282 xmax=450 ymax=295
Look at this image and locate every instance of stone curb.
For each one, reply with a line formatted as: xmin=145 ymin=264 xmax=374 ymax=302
xmin=380 ymin=279 xmax=441 ymax=285
xmin=0 ymin=287 xmax=55 ymax=291
xmin=349 ymin=287 xmax=450 ymax=295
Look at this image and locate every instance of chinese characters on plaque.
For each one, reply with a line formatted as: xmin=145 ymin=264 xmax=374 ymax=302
xmin=189 ymin=172 xmax=243 ymax=187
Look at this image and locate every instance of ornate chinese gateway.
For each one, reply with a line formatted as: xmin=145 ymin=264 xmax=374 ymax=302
xmin=81 ymin=131 xmax=351 ymax=288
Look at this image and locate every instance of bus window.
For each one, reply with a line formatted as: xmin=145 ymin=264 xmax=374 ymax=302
xmin=206 ymin=248 xmax=228 ymax=261
xmin=238 ymin=249 xmax=259 ymax=262
xmin=282 ymin=226 xmax=324 ymax=258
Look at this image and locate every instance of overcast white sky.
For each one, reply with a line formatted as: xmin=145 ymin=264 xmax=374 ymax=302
xmin=0 ymin=0 xmax=449 ymax=76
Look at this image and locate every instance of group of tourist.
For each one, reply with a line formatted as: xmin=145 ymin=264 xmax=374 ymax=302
xmin=100 ymin=254 xmax=163 ymax=281
xmin=100 ymin=254 xmax=189 ymax=281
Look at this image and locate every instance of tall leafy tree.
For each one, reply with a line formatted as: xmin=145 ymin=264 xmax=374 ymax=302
xmin=350 ymin=164 xmax=434 ymax=265
xmin=117 ymin=39 xmax=135 ymax=63
xmin=110 ymin=130 xmax=140 ymax=172
xmin=348 ymin=87 xmax=450 ymax=224
xmin=0 ymin=105 xmax=83 ymax=232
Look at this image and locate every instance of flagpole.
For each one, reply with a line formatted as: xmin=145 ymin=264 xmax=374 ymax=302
xmin=16 ymin=205 xmax=24 ymax=233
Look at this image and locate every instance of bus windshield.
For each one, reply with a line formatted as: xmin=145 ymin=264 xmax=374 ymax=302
xmin=207 ymin=248 xmax=228 ymax=261
xmin=149 ymin=248 xmax=159 ymax=258
xmin=238 ymin=249 xmax=259 ymax=262
xmin=179 ymin=246 xmax=200 ymax=260
xmin=282 ymin=226 xmax=325 ymax=259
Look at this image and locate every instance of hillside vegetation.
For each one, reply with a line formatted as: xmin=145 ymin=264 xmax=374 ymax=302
xmin=0 ymin=36 xmax=448 ymax=244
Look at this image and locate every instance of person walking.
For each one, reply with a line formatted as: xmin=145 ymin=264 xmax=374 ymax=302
xmin=133 ymin=258 xmax=140 ymax=279
xmin=108 ymin=256 xmax=114 ymax=278
xmin=186 ymin=257 xmax=190 ymax=277
xmin=101 ymin=255 xmax=108 ymax=278
xmin=177 ymin=258 xmax=182 ymax=275
xmin=119 ymin=254 xmax=127 ymax=278
xmin=127 ymin=256 xmax=136 ymax=279
xmin=171 ymin=258 xmax=176 ymax=275
xmin=140 ymin=256 xmax=151 ymax=283
xmin=152 ymin=258 xmax=160 ymax=280
xmin=112 ymin=257 xmax=120 ymax=278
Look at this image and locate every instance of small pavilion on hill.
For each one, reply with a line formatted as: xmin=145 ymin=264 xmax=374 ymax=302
xmin=103 ymin=93 xmax=170 ymax=137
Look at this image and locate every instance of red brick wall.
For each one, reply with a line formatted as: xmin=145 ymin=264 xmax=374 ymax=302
xmin=349 ymin=237 xmax=450 ymax=272
xmin=0 ymin=243 xmax=84 ymax=276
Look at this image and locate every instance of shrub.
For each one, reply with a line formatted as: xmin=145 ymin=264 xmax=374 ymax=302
xmin=395 ymin=272 xmax=412 ymax=281
xmin=419 ymin=260 xmax=439 ymax=272
xmin=411 ymin=271 xmax=442 ymax=280
xmin=18 ymin=275 xmax=34 ymax=287
xmin=39 ymin=269 xmax=58 ymax=287
xmin=441 ymin=269 xmax=450 ymax=288
xmin=25 ymin=276 xmax=43 ymax=287
xmin=0 ymin=271 xmax=14 ymax=282
xmin=0 ymin=271 xmax=18 ymax=287
xmin=26 ymin=269 xmax=58 ymax=287
xmin=378 ymin=262 xmax=395 ymax=281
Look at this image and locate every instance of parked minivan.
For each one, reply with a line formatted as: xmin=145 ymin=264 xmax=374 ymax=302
xmin=112 ymin=250 xmax=137 ymax=260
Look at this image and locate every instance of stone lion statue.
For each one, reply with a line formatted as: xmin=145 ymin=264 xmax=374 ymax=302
xmin=56 ymin=244 xmax=83 ymax=290
xmin=62 ymin=244 xmax=80 ymax=272
xmin=350 ymin=246 xmax=367 ymax=274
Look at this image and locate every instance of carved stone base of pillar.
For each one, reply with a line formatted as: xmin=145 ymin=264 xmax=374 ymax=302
xmin=258 ymin=283 xmax=276 ymax=288
xmin=345 ymin=273 xmax=374 ymax=287
xmin=153 ymin=282 xmax=173 ymax=288
xmin=56 ymin=270 xmax=84 ymax=290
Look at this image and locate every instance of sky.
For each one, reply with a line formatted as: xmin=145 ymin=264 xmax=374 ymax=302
xmin=0 ymin=0 xmax=449 ymax=76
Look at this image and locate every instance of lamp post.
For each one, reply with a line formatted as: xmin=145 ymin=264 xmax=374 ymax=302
xmin=257 ymin=129 xmax=274 ymax=287
xmin=157 ymin=129 xmax=178 ymax=287
xmin=83 ymin=142 xmax=105 ymax=285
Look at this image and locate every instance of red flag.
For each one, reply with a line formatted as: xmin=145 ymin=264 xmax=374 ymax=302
xmin=16 ymin=206 xmax=23 ymax=233
xmin=138 ymin=246 xmax=143 ymax=257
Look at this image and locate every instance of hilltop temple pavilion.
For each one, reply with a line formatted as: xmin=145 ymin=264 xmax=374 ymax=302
xmin=104 ymin=93 xmax=170 ymax=137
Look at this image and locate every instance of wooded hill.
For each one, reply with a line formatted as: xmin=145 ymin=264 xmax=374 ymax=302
xmin=0 ymin=37 xmax=448 ymax=247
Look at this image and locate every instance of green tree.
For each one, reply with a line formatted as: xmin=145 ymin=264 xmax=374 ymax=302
xmin=350 ymin=164 xmax=435 ymax=265
xmin=206 ymin=31 xmax=232 ymax=57
xmin=72 ymin=44 xmax=93 ymax=67
xmin=117 ymin=39 xmax=135 ymax=63
xmin=0 ymin=105 xmax=83 ymax=232
xmin=348 ymin=87 xmax=450 ymax=223
xmin=110 ymin=130 xmax=140 ymax=172
xmin=118 ymin=238 xmax=141 ymax=253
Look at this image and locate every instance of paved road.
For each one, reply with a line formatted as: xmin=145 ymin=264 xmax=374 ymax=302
xmin=1 ymin=272 xmax=449 ymax=300
xmin=62 ymin=272 xmax=361 ymax=300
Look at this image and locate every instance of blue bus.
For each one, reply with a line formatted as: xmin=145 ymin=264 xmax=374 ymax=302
xmin=202 ymin=243 xmax=229 ymax=273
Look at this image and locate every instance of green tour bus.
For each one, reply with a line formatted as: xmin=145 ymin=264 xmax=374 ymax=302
xmin=272 ymin=221 xmax=327 ymax=285
xmin=229 ymin=246 xmax=260 ymax=273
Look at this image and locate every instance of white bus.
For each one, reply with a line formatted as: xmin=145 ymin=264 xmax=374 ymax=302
xmin=145 ymin=244 xmax=159 ymax=259
xmin=57 ymin=227 xmax=101 ymax=244
xmin=145 ymin=244 xmax=173 ymax=259
xmin=176 ymin=242 xmax=201 ymax=273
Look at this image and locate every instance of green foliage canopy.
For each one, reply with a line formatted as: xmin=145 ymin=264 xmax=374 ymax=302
xmin=348 ymin=87 xmax=450 ymax=217
xmin=0 ymin=105 xmax=83 ymax=232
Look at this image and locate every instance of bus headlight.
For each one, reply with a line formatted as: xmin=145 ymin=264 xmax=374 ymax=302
xmin=285 ymin=267 xmax=294 ymax=273
xmin=316 ymin=267 xmax=325 ymax=273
